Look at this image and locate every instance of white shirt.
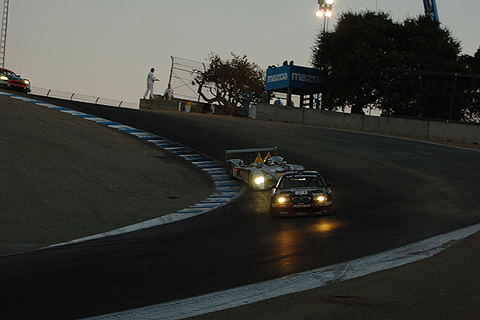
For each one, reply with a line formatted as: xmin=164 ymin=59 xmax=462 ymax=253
xmin=147 ymin=71 xmax=158 ymax=85
xmin=164 ymin=87 xmax=173 ymax=99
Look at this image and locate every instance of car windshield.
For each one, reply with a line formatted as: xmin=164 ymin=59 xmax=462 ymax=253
xmin=279 ymin=176 xmax=322 ymax=188
xmin=0 ymin=70 xmax=15 ymax=77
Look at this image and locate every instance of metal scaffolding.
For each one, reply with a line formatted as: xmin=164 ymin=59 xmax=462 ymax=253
xmin=0 ymin=0 xmax=8 ymax=68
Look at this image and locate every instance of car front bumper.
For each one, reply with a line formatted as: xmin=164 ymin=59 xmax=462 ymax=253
xmin=1 ymin=80 xmax=31 ymax=92
xmin=270 ymin=202 xmax=333 ymax=217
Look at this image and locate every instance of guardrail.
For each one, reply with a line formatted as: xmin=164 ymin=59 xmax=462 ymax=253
xmin=29 ymin=87 xmax=139 ymax=109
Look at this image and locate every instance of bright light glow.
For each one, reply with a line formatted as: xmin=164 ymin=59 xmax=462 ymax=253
xmin=277 ymin=196 xmax=287 ymax=203
xmin=254 ymin=176 xmax=265 ymax=185
xmin=315 ymin=10 xmax=324 ymax=17
xmin=325 ymin=10 xmax=333 ymax=17
xmin=325 ymin=0 xmax=334 ymax=5
xmin=24 ymin=80 xmax=30 ymax=84
xmin=316 ymin=195 xmax=326 ymax=202
xmin=314 ymin=221 xmax=340 ymax=233
xmin=0 ymin=75 xmax=8 ymax=80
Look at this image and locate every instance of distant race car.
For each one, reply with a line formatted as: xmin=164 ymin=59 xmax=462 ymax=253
xmin=0 ymin=68 xmax=31 ymax=92
xmin=270 ymin=171 xmax=333 ymax=217
xmin=225 ymin=147 xmax=305 ymax=190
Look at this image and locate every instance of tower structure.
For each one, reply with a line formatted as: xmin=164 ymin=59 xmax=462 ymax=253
xmin=0 ymin=0 xmax=9 ymax=68
xmin=423 ymin=0 xmax=439 ymax=22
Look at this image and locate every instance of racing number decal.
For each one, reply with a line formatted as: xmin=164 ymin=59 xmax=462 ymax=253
xmin=295 ymin=190 xmax=308 ymax=195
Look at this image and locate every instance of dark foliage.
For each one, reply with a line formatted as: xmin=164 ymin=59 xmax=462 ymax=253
xmin=194 ymin=53 xmax=265 ymax=116
xmin=312 ymin=11 xmax=479 ymax=121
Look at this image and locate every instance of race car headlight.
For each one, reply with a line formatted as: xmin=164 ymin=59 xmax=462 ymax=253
xmin=24 ymin=80 xmax=30 ymax=85
xmin=254 ymin=176 xmax=265 ymax=185
xmin=277 ymin=196 xmax=287 ymax=203
xmin=315 ymin=195 xmax=326 ymax=202
xmin=0 ymin=75 xmax=8 ymax=81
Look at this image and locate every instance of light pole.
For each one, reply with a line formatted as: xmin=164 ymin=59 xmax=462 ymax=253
xmin=0 ymin=0 xmax=9 ymax=68
xmin=315 ymin=0 xmax=334 ymax=33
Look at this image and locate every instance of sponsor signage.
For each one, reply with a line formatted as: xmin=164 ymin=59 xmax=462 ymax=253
xmin=266 ymin=65 xmax=324 ymax=93
xmin=266 ymin=67 xmax=289 ymax=91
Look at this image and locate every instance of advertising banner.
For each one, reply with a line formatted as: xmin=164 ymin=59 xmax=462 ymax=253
xmin=266 ymin=65 xmax=324 ymax=93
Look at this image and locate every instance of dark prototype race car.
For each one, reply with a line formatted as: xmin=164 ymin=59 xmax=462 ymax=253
xmin=270 ymin=171 xmax=333 ymax=217
xmin=0 ymin=68 xmax=31 ymax=92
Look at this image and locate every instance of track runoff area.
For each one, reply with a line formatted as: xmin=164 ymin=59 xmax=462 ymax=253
xmin=3 ymin=91 xmax=480 ymax=319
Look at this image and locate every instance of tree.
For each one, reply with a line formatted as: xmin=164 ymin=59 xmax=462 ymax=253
xmin=312 ymin=11 xmax=399 ymax=114
xmin=460 ymin=47 xmax=480 ymax=122
xmin=311 ymin=11 xmax=466 ymax=120
xmin=390 ymin=16 xmax=464 ymax=119
xmin=194 ymin=52 xmax=265 ymax=116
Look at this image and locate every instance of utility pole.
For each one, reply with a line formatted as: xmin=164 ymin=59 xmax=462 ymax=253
xmin=0 ymin=0 xmax=9 ymax=68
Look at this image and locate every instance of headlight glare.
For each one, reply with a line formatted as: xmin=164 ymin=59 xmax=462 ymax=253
xmin=254 ymin=176 xmax=265 ymax=185
xmin=316 ymin=195 xmax=326 ymax=202
xmin=24 ymin=80 xmax=30 ymax=85
xmin=0 ymin=75 xmax=8 ymax=80
xmin=277 ymin=196 xmax=287 ymax=203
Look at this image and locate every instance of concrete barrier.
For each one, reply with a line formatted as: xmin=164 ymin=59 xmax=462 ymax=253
xmin=140 ymin=99 xmax=479 ymax=145
xmin=312 ymin=109 xmax=364 ymax=131
xmin=254 ymin=103 xmax=478 ymax=145
xmin=140 ymin=98 xmax=207 ymax=113
xmin=428 ymin=121 xmax=480 ymax=144
xmin=362 ymin=115 xmax=429 ymax=139
xmin=255 ymin=104 xmax=304 ymax=124
xmin=140 ymin=99 xmax=181 ymax=111
xmin=255 ymin=103 xmax=363 ymax=131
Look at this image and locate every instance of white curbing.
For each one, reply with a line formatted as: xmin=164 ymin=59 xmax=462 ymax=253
xmin=0 ymin=91 xmax=244 ymax=249
xmin=81 ymin=222 xmax=480 ymax=320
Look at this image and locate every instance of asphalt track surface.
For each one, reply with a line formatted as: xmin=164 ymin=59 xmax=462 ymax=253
xmin=1 ymin=94 xmax=480 ymax=319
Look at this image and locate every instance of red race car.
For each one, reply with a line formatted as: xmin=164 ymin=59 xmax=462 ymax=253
xmin=0 ymin=68 xmax=31 ymax=92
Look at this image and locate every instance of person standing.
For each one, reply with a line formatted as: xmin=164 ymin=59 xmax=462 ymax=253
xmin=242 ymin=90 xmax=253 ymax=117
xmin=164 ymin=83 xmax=174 ymax=100
xmin=143 ymin=68 xmax=159 ymax=99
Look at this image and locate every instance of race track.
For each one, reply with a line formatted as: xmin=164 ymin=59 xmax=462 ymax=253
xmin=1 ymin=95 xmax=479 ymax=320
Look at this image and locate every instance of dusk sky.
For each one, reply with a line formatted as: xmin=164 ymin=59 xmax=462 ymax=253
xmin=5 ymin=0 xmax=479 ymax=106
